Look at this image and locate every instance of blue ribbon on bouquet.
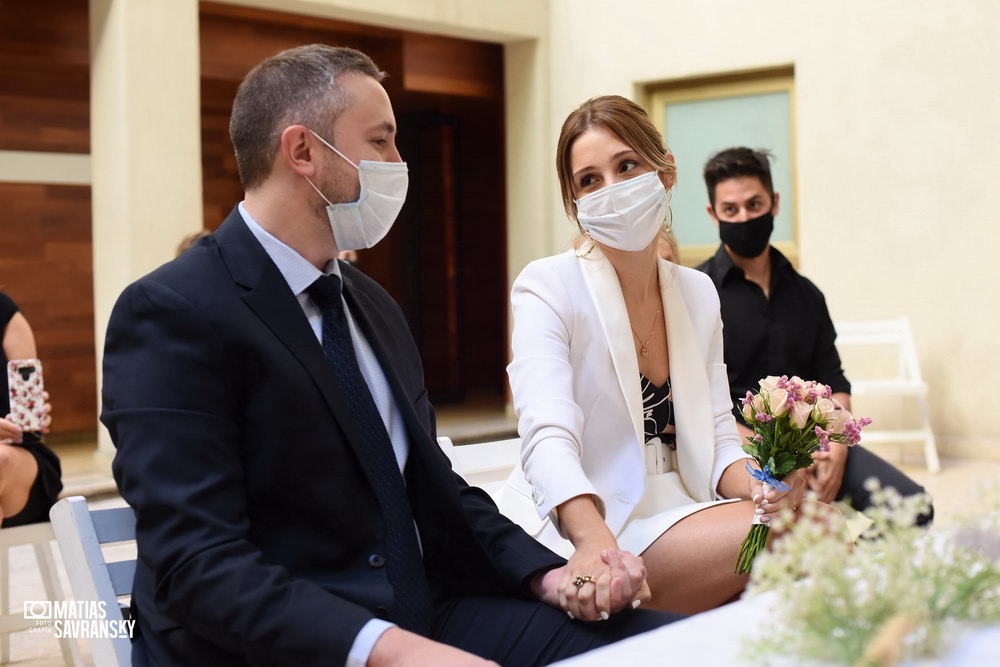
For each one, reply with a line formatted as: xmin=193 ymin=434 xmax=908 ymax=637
xmin=746 ymin=461 xmax=790 ymax=491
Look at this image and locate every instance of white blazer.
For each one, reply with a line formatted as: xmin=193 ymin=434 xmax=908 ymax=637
xmin=500 ymin=246 xmax=745 ymax=553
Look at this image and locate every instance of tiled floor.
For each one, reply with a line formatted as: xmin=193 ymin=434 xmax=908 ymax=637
xmin=4 ymin=412 xmax=999 ymax=665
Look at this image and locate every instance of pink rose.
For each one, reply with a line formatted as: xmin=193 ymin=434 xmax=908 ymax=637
xmin=826 ymin=405 xmax=854 ymax=435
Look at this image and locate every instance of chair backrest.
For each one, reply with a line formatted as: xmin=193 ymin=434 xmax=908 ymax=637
xmin=49 ymin=496 xmax=136 ymax=667
xmin=834 ymin=317 xmax=925 ymax=386
xmin=437 ymin=435 xmax=521 ymax=501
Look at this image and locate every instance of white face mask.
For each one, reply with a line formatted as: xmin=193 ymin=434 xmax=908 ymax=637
xmin=305 ymin=130 xmax=409 ymax=252
xmin=574 ymin=171 xmax=668 ymax=252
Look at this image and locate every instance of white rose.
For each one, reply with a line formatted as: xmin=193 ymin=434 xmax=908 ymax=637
xmin=766 ymin=388 xmax=790 ymax=417
xmin=790 ymin=401 xmax=812 ymax=429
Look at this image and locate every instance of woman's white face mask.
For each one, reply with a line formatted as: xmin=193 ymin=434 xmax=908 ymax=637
xmin=574 ymin=171 xmax=668 ymax=252
xmin=305 ymin=129 xmax=409 ymax=252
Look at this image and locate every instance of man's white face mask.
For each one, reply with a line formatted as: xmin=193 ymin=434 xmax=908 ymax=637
xmin=305 ymin=129 xmax=409 ymax=252
xmin=574 ymin=171 xmax=668 ymax=252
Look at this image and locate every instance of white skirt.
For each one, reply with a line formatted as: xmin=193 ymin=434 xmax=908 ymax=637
xmin=616 ymin=471 xmax=739 ymax=556
xmin=501 ymin=469 xmax=739 ymax=559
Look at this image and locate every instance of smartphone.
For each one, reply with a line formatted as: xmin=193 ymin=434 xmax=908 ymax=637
xmin=7 ymin=358 xmax=46 ymax=432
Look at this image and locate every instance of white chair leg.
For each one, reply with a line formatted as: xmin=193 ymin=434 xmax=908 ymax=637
xmin=917 ymin=394 xmax=941 ymax=474
xmin=924 ymin=431 xmax=941 ymax=474
xmin=1 ymin=542 xmax=10 ymax=666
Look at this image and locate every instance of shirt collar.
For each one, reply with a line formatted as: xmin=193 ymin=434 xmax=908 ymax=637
xmin=238 ymin=201 xmax=340 ymax=296
xmin=703 ymin=243 xmax=741 ymax=287
xmin=704 ymin=244 xmax=792 ymax=288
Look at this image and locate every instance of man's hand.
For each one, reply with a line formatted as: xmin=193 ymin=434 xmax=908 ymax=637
xmin=368 ymin=627 xmax=498 ymax=667
xmin=531 ymin=549 xmax=650 ymax=621
xmin=808 ymin=442 xmax=848 ymax=503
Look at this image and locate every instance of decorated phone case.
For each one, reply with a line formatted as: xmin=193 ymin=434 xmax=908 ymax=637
xmin=7 ymin=358 xmax=45 ymax=432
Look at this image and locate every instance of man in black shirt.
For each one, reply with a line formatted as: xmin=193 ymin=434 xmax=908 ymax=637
xmin=696 ymin=147 xmax=931 ymax=526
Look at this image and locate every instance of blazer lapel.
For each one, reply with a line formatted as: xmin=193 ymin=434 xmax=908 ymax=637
xmin=658 ymin=259 xmax=715 ymax=502
xmin=577 ymin=246 xmax=645 ymax=450
xmin=213 ymin=213 xmax=383 ymax=480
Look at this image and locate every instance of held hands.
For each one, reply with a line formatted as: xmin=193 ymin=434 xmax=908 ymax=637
xmin=750 ymin=468 xmax=808 ymax=522
xmin=534 ymin=547 xmax=650 ymax=622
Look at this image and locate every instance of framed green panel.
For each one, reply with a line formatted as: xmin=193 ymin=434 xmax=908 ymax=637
xmin=647 ymin=71 xmax=796 ymax=266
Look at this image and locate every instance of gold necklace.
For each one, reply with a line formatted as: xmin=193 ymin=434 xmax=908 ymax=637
xmin=630 ymin=304 xmax=661 ymax=357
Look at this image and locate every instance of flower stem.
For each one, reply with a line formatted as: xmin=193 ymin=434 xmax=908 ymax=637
xmin=735 ymin=523 xmax=771 ymax=574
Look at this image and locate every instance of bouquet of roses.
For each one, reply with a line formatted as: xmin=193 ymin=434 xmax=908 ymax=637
xmin=734 ymin=375 xmax=872 ymax=574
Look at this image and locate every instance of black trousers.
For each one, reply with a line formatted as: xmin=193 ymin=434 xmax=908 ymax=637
xmin=431 ymin=595 xmax=681 ymax=666
xmin=835 ymin=444 xmax=934 ymax=526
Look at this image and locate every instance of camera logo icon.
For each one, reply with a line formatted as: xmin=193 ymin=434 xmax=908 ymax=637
xmin=23 ymin=601 xmax=53 ymax=619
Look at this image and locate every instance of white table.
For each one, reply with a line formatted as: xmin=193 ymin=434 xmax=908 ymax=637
xmin=549 ymin=593 xmax=998 ymax=666
xmin=550 ymin=593 xmax=782 ymax=667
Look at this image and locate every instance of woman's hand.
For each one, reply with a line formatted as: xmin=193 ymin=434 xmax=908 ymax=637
xmin=751 ymin=468 xmax=808 ymax=522
xmin=39 ymin=391 xmax=53 ymax=434
xmin=535 ymin=549 xmax=650 ymax=622
xmin=0 ymin=415 xmax=24 ymax=444
xmin=546 ymin=494 xmax=650 ymax=621
xmin=560 ymin=545 xmax=649 ymax=621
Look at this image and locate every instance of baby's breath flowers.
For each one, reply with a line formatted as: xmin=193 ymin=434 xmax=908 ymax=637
xmin=744 ymin=482 xmax=1000 ymax=665
xmin=736 ymin=375 xmax=872 ymax=574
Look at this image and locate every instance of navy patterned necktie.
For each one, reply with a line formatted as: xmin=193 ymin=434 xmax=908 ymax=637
xmin=307 ymin=274 xmax=431 ymax=635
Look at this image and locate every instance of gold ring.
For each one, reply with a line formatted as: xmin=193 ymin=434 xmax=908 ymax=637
xmin=573 ymin=575 xmax=597 ymax=588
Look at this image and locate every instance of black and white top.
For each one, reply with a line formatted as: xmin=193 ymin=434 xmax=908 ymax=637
xmin=641 ymin=374 xmax=676 ymax=449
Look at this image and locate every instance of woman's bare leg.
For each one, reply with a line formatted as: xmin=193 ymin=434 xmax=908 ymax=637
xmin=639 ymin=500 xmax=756 ymax=614
xmin=0 ymin=442 xmax=39 ymax=526
xmin=640 ymin=498 xmax=848 ymax=614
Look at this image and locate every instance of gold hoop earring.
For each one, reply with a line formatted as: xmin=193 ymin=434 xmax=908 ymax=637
xmin=663 ymin=188 xmax=674 ymax=233
xmin=575 ymin=231 xmax=597 ymax=257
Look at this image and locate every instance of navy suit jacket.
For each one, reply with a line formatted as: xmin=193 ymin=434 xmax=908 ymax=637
xmin=101 ymin=208 xmax=563 ymax=666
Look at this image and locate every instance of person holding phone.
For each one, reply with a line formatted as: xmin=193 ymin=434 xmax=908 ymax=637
xmin=0 ymin=291 xmax=62 ymax=528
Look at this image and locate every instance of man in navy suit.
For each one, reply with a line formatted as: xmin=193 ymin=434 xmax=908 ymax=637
xmin=101 ymin=44 xmax=675 ymax=666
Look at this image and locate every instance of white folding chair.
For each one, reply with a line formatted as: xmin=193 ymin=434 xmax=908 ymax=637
xmin=1 ymin=521 xmax=84 ymax=666
xmin=49 ymin=496 xmax=136 ymax=667
xmin=437 ymin=435 xmax=521 ymax=502
xmin=834 ymin=317 xmax=940 ymax=472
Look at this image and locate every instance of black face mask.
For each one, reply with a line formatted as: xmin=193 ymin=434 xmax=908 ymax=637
xmin=718 ymin=212 xmax=774 ymax=258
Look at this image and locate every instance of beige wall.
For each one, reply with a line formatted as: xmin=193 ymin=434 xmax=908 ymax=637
xmin=544 ymin=0 xmax=1000 ymax=459
xmin=83 ymin=0 xmax=998 ymax=460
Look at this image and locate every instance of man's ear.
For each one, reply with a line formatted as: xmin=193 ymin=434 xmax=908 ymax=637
xmin=771 ymin=191 xmax=781 ymax=217
xmin=280 ymin=125 xmax=317 ymax=177
xmin=706 ymin=203 xmax=720 ymax=227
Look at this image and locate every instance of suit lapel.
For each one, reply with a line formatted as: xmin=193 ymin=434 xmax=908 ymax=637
xmin=213 ymin=212 xmax=385 ymax=483
xmin=658 ymin=259 xmax=714 ymax=502
xmin=577 ymin=246 xmax=645 ymax=450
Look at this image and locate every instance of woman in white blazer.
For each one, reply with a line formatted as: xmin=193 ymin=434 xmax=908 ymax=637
xmin=500 ymin=96 xmax=817 ymax=619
